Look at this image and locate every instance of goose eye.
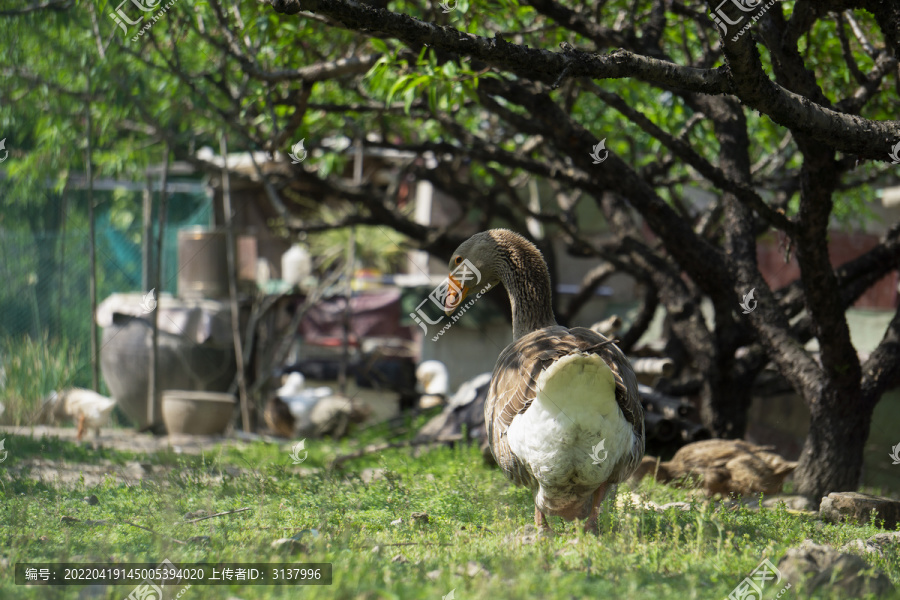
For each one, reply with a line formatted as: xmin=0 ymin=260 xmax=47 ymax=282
xmin=455 ymin=256 xmax=463 ymax=265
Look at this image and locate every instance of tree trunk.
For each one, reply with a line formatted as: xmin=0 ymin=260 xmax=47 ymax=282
xmin=794 ymin=386 xmax=874 ymax=501
xmin=701 ymin=369 xmax=757 ymax=439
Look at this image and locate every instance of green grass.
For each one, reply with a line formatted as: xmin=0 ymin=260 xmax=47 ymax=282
xmin=0 ymin=334 xmax=98 ymax=426
xmin=1 ymin=423 xmax=899 ymax=599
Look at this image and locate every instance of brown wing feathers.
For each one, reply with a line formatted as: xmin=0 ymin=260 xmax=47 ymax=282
xmin=485 ymin=326 xmax=644 ymax=488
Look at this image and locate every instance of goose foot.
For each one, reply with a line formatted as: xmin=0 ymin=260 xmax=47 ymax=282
xmin=583 ymin=483 xmax=611 ymax=534
xmin=534 ymin=506 xmax=553 ymax=532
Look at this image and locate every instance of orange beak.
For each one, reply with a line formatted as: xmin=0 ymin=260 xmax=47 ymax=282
xmin=444 ymin=274 xmax=470 ymax=315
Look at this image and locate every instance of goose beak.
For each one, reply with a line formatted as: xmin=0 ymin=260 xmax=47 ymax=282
xmin=444 ymin=274 xmax=469 ymax=315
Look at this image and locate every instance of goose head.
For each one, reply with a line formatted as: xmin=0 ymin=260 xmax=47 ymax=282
xmin=447 ymin=229 xmax=556 ymax=340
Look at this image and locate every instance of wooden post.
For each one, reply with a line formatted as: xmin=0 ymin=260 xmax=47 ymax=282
xmin=338 ymin=139 xmax=363 ymax=395
xmin=141 ymin=179 xmax=152 ymax=292
xmin=149 ymin=146 xmax=169 ymax=429
xmin=56 ymin=181 xmax=68 ymax=337
xmin=219 ymin=133 xmax=251 ymax=432
xmin=85 ymin=97 xmax=99 ymax=392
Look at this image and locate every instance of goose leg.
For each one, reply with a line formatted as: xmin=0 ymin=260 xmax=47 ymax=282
xmin=76 ymin=414 xmax=86 ymax=441
xmin=534 ymin=506 xmax=552 ymax=531
xmin=583 ymin=483 xmax=611 ymax=533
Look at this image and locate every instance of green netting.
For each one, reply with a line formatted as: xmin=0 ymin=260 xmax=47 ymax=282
xmin=0 ymin=188 xmax=210 ymax=393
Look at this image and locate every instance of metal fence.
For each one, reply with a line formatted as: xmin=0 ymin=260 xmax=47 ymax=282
xmin=0 ymin=191 xmax=210 ymax=401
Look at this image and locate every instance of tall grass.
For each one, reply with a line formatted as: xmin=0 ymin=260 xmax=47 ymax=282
xmin=0 ymin=334 xmax=91 ymax=425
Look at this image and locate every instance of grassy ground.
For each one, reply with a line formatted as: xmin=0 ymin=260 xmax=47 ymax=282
xmin=1 ymin=419 xmax=899 ymax=599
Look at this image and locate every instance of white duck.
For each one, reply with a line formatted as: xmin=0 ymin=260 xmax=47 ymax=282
xmin=415 ymin=360 xmax=449 ymax=409
xmin=43 ymin=389 xmax=117 ymax=440
xmin=445 ymin=229 xmax=644 ymax=533
xmin=264 ymin=372 xmax=333 ymax=437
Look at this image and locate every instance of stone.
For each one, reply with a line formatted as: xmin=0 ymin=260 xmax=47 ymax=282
xmin=270 ymin=538 xmax=308 ymax=552
xmin=360 ymin=468 xmax=386 ymax=484
xmin=761 ymin=495 xmax=813 ymax=511
xmin=658 ymin=502 xmax=692 ymax=512
xmin=840 ymin=538 xmax=883 ymax=558
xmin=464 ymin=561 xmax=490 ymax=577
xmin=778 ymin=539 xmax=893 ymax=597
xmin=819 ymin=492 xmax=900 ymax=529
xmin=503 ymin=524 xmax=554 ymax=545
xmin=867 ymin=531 xmax=900 ymax=550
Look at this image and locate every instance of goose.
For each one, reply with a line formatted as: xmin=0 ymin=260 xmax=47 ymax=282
xmin=415 ymin=370 xmax=493 ymax=458
xmin=264 ymin=372 xmax=334 ymax=438
xmin=445 ymin=229 xmax=644 ymax=532
xmin=632 ymin=439 xmax=798 ymax=497
xmin=41 ymin=389 xmax=117 ymax=441
xmin=415 ymin=360 xmax=450 ymax=409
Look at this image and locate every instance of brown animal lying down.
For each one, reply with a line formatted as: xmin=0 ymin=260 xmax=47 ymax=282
xmin=631 ymin=439 xmax=797 ymax=497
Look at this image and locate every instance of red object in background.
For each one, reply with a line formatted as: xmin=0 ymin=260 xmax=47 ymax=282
xmin=757 ymin=231 xmax=898 ymax=309
xmin=298 ymin=288 xmax=413 ymax=345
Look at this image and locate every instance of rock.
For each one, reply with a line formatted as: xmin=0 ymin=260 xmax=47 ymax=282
xmin=426 ymin=569 xmax=441 ymax=581
xmin=390 ymin=518 xmax=403 ymax=526
xmin=411 ymin=511 xmax=429 ymax=525
xmin=271 ymin=529 xmax=318 ymax=552
xmin=616 ymin=491 xmax=660 ymax=511
xmin=840 ymin=538 xmax=883 ymax=558
xmin=658 ymin=502 xmax=692 ymax=512
xmin=503 ymin=525 xmax=554 ymax=545
xmin=184 ymin=510 xmax=209 ymax=520
xmin=819 ymin=492 xmax=900 ymax=529
xmin=391 ymin=554 xmax=408 ymax=563
xmin=778 ymin=539 xmax=893 ymax=597
xmin=84 ymin=495 xmax=99 ymax=506
xmin=762 ymin=495 xmax=812 ymax=511
xmin=867 ymin=531 xmax=900 ymax=550
xmin=360 ymin=468 xmax=386 ymax=484
xmin=464 ymin=561 xmax=490 ymax=578
xmin=271 ymin=538 xmax=308 ymax=552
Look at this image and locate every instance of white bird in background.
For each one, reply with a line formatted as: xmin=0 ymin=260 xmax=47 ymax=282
xmin=41 ymin=389 xmax=117 ymax=441
xmin=415 ymin=360 xmax=449 ymax=409
xmin=265 ymin=372 xmax=333 ymax=437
